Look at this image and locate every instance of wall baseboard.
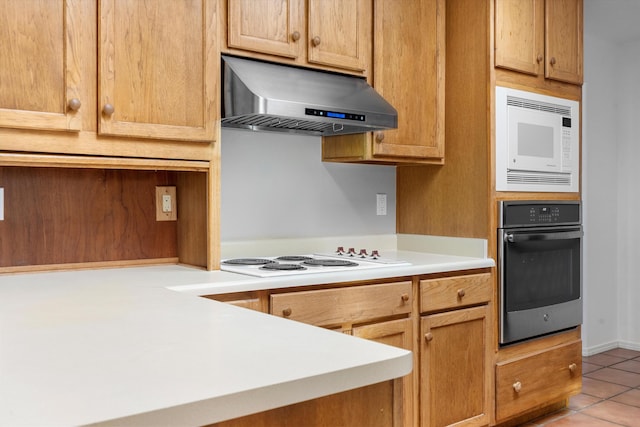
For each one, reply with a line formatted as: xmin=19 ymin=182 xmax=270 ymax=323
xmin=582 ymin=340 xmax=620 ymax=356
xmin=618 ymin=340 xmax=640 ymax=352
xmin=583 ymin=340 xmax=640 ymax=356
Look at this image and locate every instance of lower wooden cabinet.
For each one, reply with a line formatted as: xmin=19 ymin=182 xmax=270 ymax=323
xmin=208 ymin=379 xmax=397 ymax=427
xmin=495 ymin=340 xmax=582 ymax=422
xmin=354 ymin=318 xmax=414 ymax=427
xmin=270 ymin=282 xmax=414 ymax=427
xmin=421 ymin=305 xmax=491 ymax=427
xmin=205 ymin=268 xmax=585 ymax=427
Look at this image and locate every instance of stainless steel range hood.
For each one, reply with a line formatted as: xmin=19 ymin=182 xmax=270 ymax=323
xmin=221 ymin=55 xmax=398 ymax=136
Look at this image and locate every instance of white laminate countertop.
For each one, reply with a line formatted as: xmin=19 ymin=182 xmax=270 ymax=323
xmin=0 ymin=237 xmax=494 ymax=426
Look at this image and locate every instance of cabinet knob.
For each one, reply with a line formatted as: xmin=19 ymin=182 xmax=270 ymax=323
xmin=375 ymin=131 xmax=385 ymax=142
xmin=536 ymin=54 xmax=543 ymax=63
xmin=291 ymin=31 xmax=301 ymax=42
xmin=569 ymin=363 xmax=578 ymax=373
xmin=424 ymin=332 xmax=433 ymax=342
xmin=282 ymin=307 xmax=292 ymax=317
xmin=68 ymin=98 xmax=81 ymax=111
xmin=102 ymin=103 xmax=115 ymax=116
xmin=513 ymin=381 xmax=522 ymax=393
xmin=457 ymin=289 xmax=466 ymax=298
xmin=401 ymin=293 xmax=410 ymax=302
xmin=312 ymin=36 xmax=321 ymax=47
xmin=550 ymin=56 xmax=557 ymax=66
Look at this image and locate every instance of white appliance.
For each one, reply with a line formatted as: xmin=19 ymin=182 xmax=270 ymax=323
xmin=221 ymin=250 xmax=410 ymax=278
xmin=495 ymin=86 xmax=580 ymax=192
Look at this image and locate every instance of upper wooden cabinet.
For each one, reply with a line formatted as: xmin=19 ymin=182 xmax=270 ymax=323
xmin=0 ymin=0 xmax=83 ymax=132
xmin=227 ymin=0 xmax=304 ymax=60
xmin=545 ymin=0 xmax=583 ymax=84
xmin=99 ymin=0 xmax=218 ymax=141
xmin=225 ymin=0 xmax=371 ymax=75
xmin=495 ymin=0 xmax=583 ymax=85
xmin=322 ymin=0 xmax=445 ymax=164
xmin=1 ymin=0 xmax=219 ymax=145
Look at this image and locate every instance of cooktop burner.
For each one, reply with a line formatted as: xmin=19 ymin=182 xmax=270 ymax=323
xmin=222 ymin=258 xmax=275 ymax=266
xmin=276 ymin=256 xmax=314 ymax=262
xmin=260 ymin=263 xmax=307 ymax=271
xmin=302 ymin=259 xmax=358 ymax=267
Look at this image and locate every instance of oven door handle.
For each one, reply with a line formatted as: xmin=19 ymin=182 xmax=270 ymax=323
xmin=505 ymin=230 xmax=583 ymax=243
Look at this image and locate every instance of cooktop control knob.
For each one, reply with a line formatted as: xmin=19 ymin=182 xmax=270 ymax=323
xmin=347 ymin=247 xmax=356 ymax=256
xmin=336 ymin=246 xmax=345 ymax=255
xmin=359 ymin=249 xmax=368 ymax=258
xmin=371 ymin=250 xmax=380 ymax=259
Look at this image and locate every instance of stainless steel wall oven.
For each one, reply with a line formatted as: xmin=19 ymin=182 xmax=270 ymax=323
xmin=498 ymin=200 xmax=583 ymax=345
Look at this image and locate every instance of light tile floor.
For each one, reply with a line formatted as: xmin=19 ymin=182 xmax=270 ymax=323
xmin=523 ymin=348 xmax=640 ymax=426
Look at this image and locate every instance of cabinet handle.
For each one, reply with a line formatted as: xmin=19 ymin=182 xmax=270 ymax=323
xmin=282 ymin=307 xmax=292 ymax=317
xmin=569 ymin=363 xmax=578 ymax=373
xmin=424 ymin=332 xmax=433 ymax=342
xmin=68 ymin=98 xmax=81 ymax=111
xmin=401 ymin=293 xmax=410 ymax=302
xmin=102 ymin=103 xmax=115 ymax=116
xmin=291 ymin=31 xmax=301 ymax=42
xmin=550 ymin=56 xmax=557 ymax=66
xmin=536 ymin=54 xmax=543 ymax=63
xmin=513 ymin=381 xmax=522 ymax=393
xmin=312 ymin=36 xmax=321 ymax=47
xmin=457 ymin=289 xmax=466 ymax=298
xmin=375 ymin=131 xmax=385 ymax=142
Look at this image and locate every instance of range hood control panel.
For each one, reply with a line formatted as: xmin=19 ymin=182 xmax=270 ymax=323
xmin=305 ymin=108 xmax=365 ymax=122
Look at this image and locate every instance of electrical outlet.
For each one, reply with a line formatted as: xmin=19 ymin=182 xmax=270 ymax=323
xmin=156 ymin=186 xmax=177 ymax=221
xmin=376 ymin=193 xmax=387 ymax=216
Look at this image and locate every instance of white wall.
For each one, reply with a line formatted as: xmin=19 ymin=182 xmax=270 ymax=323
xmin=583 ymin=26 xmax=640 ymax=352
xmin=582 ymin=34 xmax=621 ymax=354
xmin=615 ymin=41 xmax=640 ymax=350
xmin=220 ymin=128 xmax=396 ymax=241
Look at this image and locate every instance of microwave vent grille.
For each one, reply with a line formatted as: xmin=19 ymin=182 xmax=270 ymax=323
xmin=507 ymin=96 xmax=571 ymax=117
xmin=507 ymin=170 xmax=572 ymax=186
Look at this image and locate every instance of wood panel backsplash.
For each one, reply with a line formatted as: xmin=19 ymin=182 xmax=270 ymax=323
xmin=0 ymin=167 xmax=179 ymax=268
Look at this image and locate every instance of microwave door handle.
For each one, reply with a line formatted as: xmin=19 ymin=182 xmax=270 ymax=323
xmin=505 ymin=230 xmax=583 ymax=243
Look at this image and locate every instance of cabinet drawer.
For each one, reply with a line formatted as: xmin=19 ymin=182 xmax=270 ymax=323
xmin=496 ymin=340 xmax=582 ymax=422
xmin=270 ymin=281 xmax=412 ymax=328
xmin=420 ymin=273 xmax=491 ymax=313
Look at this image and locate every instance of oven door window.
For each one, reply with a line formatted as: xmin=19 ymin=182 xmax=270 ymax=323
xmin=504 ymin=229 xmax=581 ymax=311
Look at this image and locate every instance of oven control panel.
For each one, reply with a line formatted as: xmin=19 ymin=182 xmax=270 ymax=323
xmin=500 ymin=201 xmax=581 ymax=227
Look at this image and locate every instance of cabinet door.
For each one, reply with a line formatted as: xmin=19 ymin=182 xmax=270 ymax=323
xmin=99 ymin=0 xmax=218 ymax=141
xmin=421 ymin=306 xmax=490 ymax=427
xmin=0 ymin=0 xmax=83 ymax=132
xmin=354 ymin=318 xmax=414 ymax=427
xmin=307 ymin=0 xmax=370 ymax=73
xmin=371 ymin=0 xmax=444 ymax=160
xmin=227 ymin=0 xmax=304 ymax=59
xmin=545 ymin=0 xmax=583 ymax=84
xmin=495 ymin=0 xmax=544 ymax=76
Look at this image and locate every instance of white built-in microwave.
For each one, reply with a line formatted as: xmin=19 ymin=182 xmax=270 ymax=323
xmin=495 ymin=86 xmax=580 ymax=192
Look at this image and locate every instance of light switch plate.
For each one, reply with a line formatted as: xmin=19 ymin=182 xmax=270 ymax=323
xmin=155 ymin=186 xmax=177 ymax=221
